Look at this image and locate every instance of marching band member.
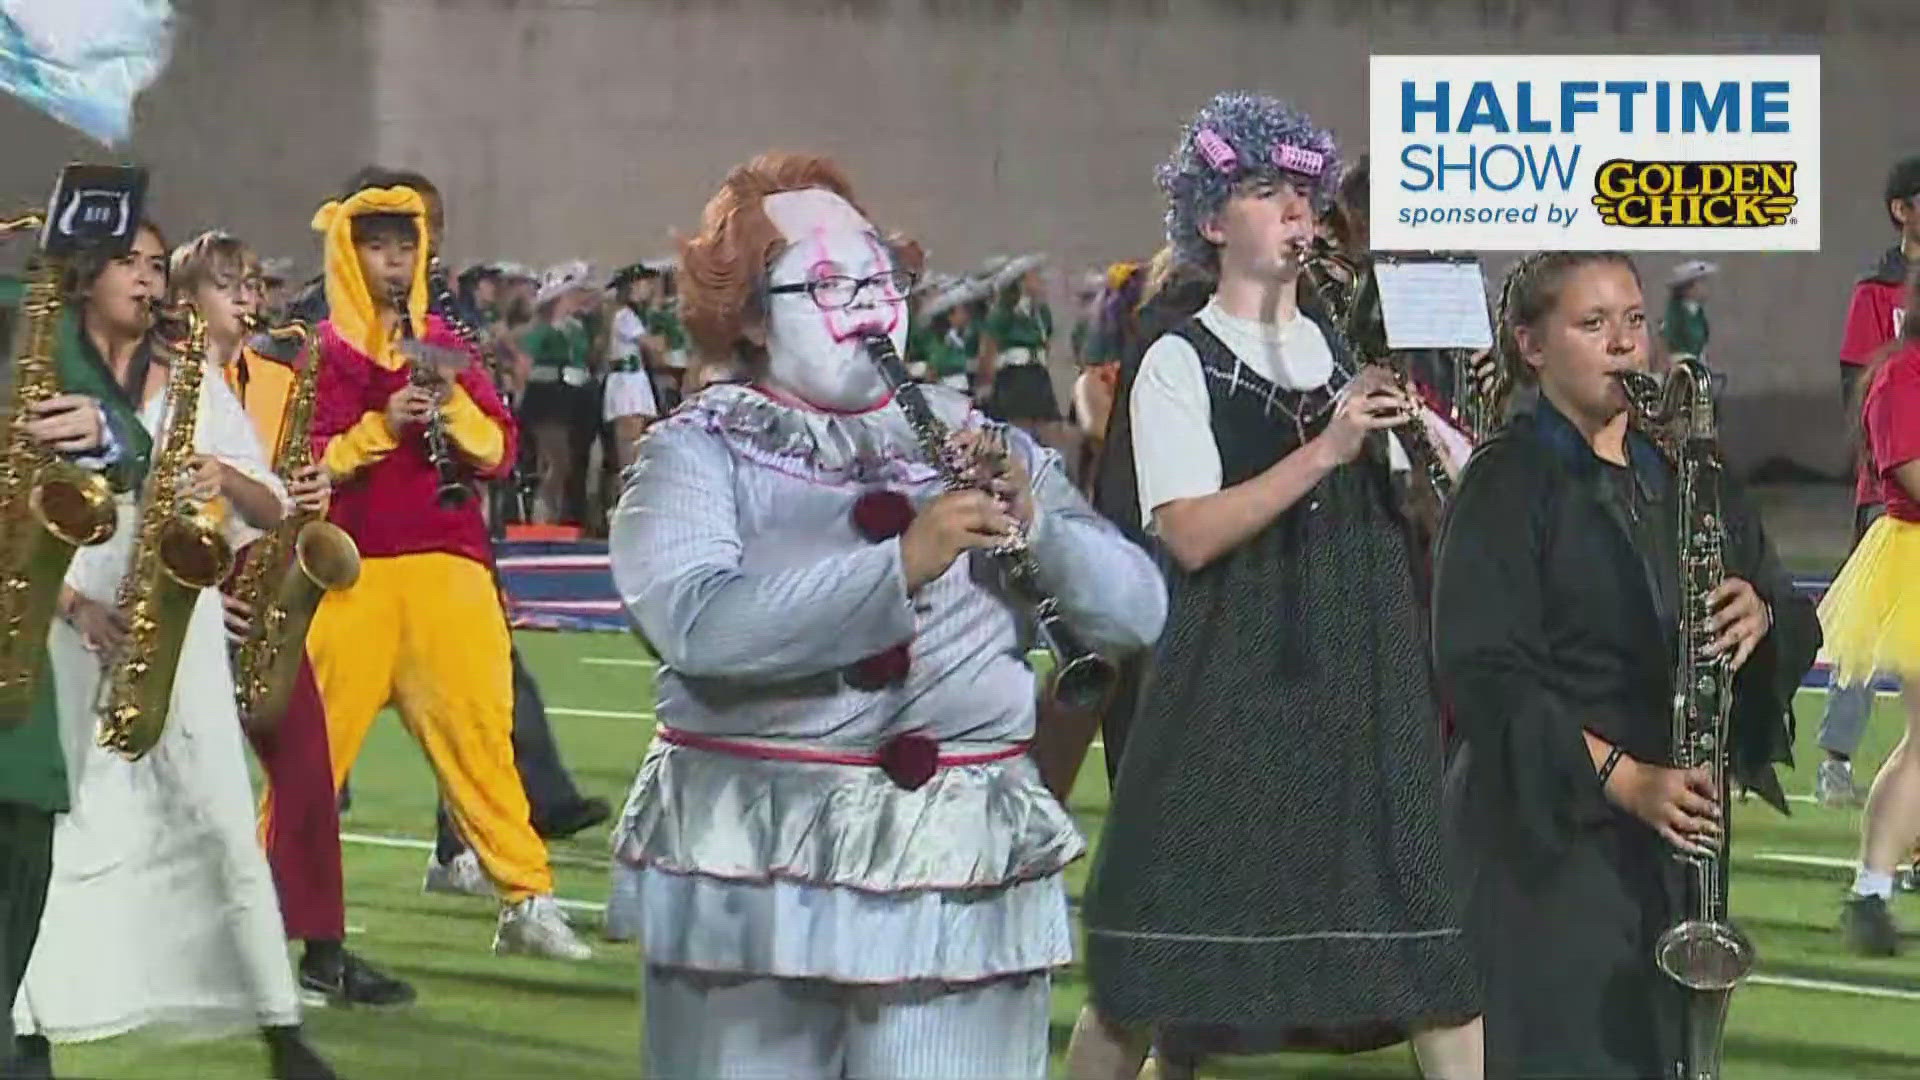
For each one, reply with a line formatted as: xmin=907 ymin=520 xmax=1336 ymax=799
xmin=1826 ymin=262 xmax=1920 ymax=954
xmin=604 ymin=263 xmax=664 ymax=469
xmin=18 ymin=218 xmax=336 ymax=1079
xmin=608 ymin=152 xmax=1165 ymax=1079
xmin=1815 ymin=156 xmax=1920 ymax=811
xmin=1433 ymin=251 xmax=1814 ymax=1077
xmin=1072 ymin=93 xmax=1482 ymax=1080
xmin=980 ymin=257 xmax=1063 ymax=445
xmin=297 ymin=179 xmax=589 ymax=961
xmin=0 ymin=231 xmax=146 ymax=1077
xmin=158 ymin=231 xmax=413 ymax=1009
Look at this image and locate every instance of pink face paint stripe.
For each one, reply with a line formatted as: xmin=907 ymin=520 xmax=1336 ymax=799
xmin=822 ymin=231 xmax=901 ymax=343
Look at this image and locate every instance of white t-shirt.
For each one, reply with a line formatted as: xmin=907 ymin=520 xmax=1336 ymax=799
xmin=1132 ymin=298 xmax=1456 ymax=529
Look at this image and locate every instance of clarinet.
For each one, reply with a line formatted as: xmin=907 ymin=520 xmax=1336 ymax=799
xmin=863 ymin=332 xmax=1117 ymax=713
xmin=393 ymin=285 xmax=471 ymax=508
xmin=427 ymin=260 xmax=537 ymax=526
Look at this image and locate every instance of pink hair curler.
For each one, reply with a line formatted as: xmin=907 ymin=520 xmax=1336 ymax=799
xmin=1272 ymin=143 xmax=1326 ymax=177
xmin=1194 ymin=128 xmax=1240 ymax=173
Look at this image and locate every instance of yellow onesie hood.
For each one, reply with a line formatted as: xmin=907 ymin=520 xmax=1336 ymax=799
xmin=311 ymin=185 xmax=430 ymax=363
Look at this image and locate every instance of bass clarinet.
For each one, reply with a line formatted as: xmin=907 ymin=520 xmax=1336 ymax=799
xmin=862 ymin=333 xmax=1116 ymax=713
xmin=1619 ymin=360 xmax=1753 ymax=1080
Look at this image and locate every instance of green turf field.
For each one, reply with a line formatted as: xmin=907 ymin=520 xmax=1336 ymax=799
xmin=53 ymin=630 xmax=1920 ymax=1079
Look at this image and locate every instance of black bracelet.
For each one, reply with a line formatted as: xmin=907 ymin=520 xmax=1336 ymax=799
xmin=1597 ymin=745 xmax=1627 ymax=788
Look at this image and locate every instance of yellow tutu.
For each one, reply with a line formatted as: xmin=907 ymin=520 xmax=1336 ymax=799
xmin=1818 ymin=515 xmax=1920 ymax=686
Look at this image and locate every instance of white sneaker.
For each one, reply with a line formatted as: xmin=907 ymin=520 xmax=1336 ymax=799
xmin=423 ymin=850 xmax=492 ymax=898
xmin=493 ymin=895 xmax=593 ymax=961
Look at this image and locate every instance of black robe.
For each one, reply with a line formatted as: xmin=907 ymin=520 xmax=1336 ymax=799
xmin=1431 ymin=398 xmax=1818 ymax=1080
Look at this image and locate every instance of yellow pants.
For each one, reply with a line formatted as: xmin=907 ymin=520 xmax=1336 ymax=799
xmin=302 ymin=552 xmax=552 ymax=902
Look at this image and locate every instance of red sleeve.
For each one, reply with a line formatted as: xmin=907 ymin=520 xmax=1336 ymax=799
xmin=1840 ymin=283 xmax=1892 ymax=365
xmin=1867 ymin=357 xmax=1920 ymax=477
xmin=311 ymin=326 xmax=378 ymax=454
xmin=429 ymin=319 xmax=518 ymax=481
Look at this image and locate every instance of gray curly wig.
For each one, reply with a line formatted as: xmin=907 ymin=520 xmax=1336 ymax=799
xmin=1158 ymin=92 xmax=1343 ymax=275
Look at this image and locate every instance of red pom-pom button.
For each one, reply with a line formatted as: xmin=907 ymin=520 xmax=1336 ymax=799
xmin=851 ymin=489 xmax=916 ymax=542
xmin=877 ymin=732 xmax=940 ymax=791
xmin=845 ymin=642 xmax=911 ymax=690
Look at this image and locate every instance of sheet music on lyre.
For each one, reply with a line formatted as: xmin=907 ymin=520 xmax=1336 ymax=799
xmin=1373 ymin=256 xmax=1494 ymax=352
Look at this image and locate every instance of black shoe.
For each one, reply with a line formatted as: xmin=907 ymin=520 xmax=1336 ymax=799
xmin=264 ymin=1026 xmax=339 ymax=1080
xmin=9 ymin=1034 xmax=52 ymax=1080
xmin=1842 ymin=893 xmax=1901 ymax=957
xmin=534 ymin=796 xmax=610 ymax=840
xmin=299 ymin=948 xmax=417 ymax=1009
xmin=337 ymin=778 xmax=352 ymax=815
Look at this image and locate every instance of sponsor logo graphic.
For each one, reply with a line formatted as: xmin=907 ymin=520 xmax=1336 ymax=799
xmin=1590 ymin=160 xmax=1796 ymax=228
xmin=1370 ymin=56 xmax=1820 ymax=251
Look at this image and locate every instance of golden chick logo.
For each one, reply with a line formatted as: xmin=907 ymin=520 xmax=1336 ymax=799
xmin=1590 ymin=159 xmax=1797 ymax=228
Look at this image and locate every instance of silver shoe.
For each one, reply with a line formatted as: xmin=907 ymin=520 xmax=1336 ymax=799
xmin=1815 ymin=758 xmax=1864 ymax=809
xmin=493 ymin=895 xmax=593 ymax=961
xmin=423 ymin=849 xmax=493 ymax=898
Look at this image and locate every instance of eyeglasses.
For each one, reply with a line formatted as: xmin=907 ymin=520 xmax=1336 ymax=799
xmin=767 ymin=270 xmax=917 ymax=311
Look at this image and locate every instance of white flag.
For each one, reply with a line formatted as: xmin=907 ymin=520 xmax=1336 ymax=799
xmin=0 ymin=0 xmax=174 ymax=147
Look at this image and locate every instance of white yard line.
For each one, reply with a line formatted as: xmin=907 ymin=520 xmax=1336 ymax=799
xmin=579 ymin=657 xmax=656 ymax=669
xmin=339 ymin=832 xmax=610 ymax=914
xmin=1750 ymin=851 xmax=1913 ymax=874
xmin=340 ymin=831 xmax=434 ymax=853
xmin=548 ymin=706 xmax=653 ymax=721
xmin=1748 ymin=974 xmax=1920 ymax=1002
xmin=338 ymin=831 xmax=609 ymax=871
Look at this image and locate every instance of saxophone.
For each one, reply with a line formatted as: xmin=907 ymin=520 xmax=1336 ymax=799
xmin=0 ymin=216 xmax=118 ymax=721
xmin=96 ymin=304 xmax=235 ymax=760
xmin=1617 ymin=360 xmax=1753 ymax=1080
xmin=229 ymin=321 xmax=361 ymax=733
xmin=863 ymin=332 xmax=1117 ymax=713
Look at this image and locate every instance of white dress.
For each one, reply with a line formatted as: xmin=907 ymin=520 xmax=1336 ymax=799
xmin=603 ymin=306 xmax=659 ymax=422
xmin=14 ymin=359 xmax=299 ymax=1044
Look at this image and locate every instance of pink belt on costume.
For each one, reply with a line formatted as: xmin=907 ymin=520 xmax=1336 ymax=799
xmin=656 ymin=726 xmax=1030 ymax=792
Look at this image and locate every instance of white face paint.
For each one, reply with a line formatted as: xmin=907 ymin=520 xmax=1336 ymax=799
xmin=760 ymin=188 xmax=908 ymax=411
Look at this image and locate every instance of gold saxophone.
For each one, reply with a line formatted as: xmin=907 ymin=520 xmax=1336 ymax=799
xmin=229 ymin=321 xmax=360 ymax=733
xmin=0 ymin=213 xmax=117 ymax=721
xmin=96 ymin=304 xmax=236 ymax=760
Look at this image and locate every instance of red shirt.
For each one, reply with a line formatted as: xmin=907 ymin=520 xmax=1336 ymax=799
xmin=1841 ymin=276 xmax=1906 ymax=368
xmin=1864 ymin=342 xmax=1920 ymax=522
xmin=1846 ymin=247 xmax=1909 ymax=505
xmin=311 ymin=314 xmax=517 ymax=566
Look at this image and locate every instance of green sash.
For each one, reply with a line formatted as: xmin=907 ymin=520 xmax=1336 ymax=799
xmin=54 ymin=310 xmax=153 ymax=493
